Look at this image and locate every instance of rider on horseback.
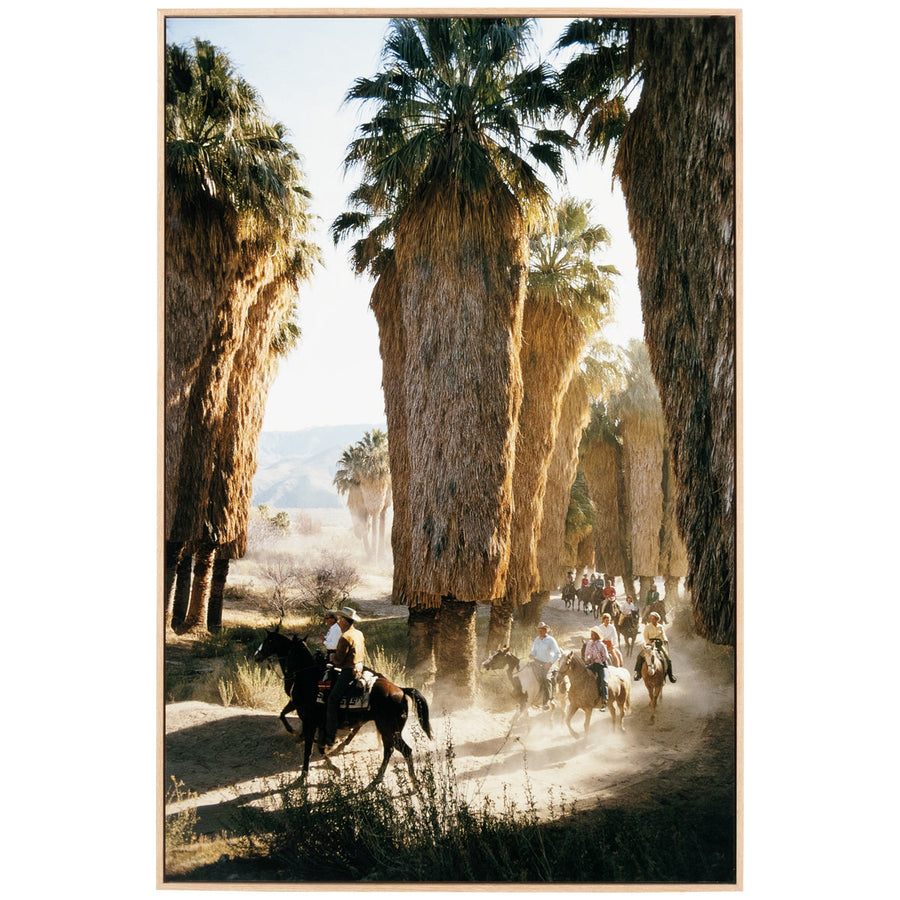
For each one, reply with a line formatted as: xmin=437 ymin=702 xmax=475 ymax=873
xmin=584 ymin=627 xmax=610 ymax=712
xmin=322 ymin=607 xmax=366 ymax=749
xmin=633 ymin=610 xmax=677 ymax=683
xmin=529 ymin=622 xmax=561 ymax=709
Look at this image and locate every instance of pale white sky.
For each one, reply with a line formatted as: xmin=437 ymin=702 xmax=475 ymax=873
xmin=164 ymin=14 xmax=645 ymax=431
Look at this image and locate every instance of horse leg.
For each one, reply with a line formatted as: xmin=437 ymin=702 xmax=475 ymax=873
xmin=565 ymin=704 xmax=580 ymax=740
xmin=279 ymin=700 xmax=296 ymax=734
xmin=583 ymin=706 xmax=593 ymax=736
xmin=333 ymin=719 xmax=365 ymax=753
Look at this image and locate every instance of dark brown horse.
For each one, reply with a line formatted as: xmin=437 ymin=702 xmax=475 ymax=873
xmin=642 ymin=599 xmax=668 ymax=624
xmin=617 ymin=612 xmax=640 ymax=657
xmin=253 ymin=629 xmax=432 ymax=787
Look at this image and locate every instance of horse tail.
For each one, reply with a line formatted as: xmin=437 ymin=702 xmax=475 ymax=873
xmin=403 ymin=688 xmax=433 ymax=740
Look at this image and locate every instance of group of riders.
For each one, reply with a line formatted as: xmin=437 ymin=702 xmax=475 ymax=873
xmin=529 ymin=571 xmax=678 ymax=712
xmin=312 ymin=579 xmax=676 ymax=747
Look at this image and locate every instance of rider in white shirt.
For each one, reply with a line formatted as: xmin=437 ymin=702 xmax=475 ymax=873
xmin=529 ymin=622 xmax=561 ymax=707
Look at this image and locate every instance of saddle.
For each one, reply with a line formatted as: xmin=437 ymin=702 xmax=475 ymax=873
xmin=316 ymin=666 xmax=378 ymax=709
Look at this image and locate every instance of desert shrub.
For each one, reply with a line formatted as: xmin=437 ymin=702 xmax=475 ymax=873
xmin=165 ymin=777 xmax=199 ymax=849
xmin=293 ymin=512 xmax=322 ymax=535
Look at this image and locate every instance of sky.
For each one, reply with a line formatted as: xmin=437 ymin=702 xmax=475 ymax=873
xmin=164 ymin=14 xmax=646 ymax=432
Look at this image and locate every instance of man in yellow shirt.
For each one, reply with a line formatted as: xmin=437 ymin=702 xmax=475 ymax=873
xmin=634 ymin=611 xmax=677 ymax=683
xmin=322 ymin=607 xmax=366 ymax=748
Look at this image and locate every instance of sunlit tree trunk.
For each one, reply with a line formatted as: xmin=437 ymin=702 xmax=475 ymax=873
xmin=181 ymin=541 xmax=216 ymax=634
xmin=487 ymin=598 xmax=514 ymax=651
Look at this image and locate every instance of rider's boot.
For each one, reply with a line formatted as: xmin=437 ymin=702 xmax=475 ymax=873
xmin=667 ymin=660 xmax=677 ymax=683
xmin=633 ymin=659 xmax=643 ymax=681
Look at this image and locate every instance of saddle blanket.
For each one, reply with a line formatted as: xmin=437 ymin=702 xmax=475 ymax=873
xmin=316 ymin=667 xmax=378 ymax=709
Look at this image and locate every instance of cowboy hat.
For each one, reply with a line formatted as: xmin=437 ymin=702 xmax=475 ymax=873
xmin=648 ymin=610 xmax=661 ymax=619
xmin=339 ymin=606 xmax=361 ymax=623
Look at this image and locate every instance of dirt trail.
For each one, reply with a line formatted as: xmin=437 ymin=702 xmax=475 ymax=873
xmin=165 ymin=589 xmax=736 ymax=838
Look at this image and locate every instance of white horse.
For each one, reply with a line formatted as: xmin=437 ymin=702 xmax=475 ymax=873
xmin=481 ymin=646 xmax=561 ymax=729
xmin=637 ymin=643 xmax=667 ymax=723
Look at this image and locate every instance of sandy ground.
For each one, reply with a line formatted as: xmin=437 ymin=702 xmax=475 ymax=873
xmin=164 ymin=578 xmax=736 ymax=839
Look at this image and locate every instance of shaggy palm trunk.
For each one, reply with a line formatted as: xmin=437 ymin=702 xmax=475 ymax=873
xmin=519 ymin=591 xmax=549 ymax=627
xmin=170 ymin=550 xmax=193 ymax=631
xmin=405 ymin=605 xmax=439 ymax=678
xmin=395 ymin=181 xmax=526 ymax=604
xmin=164 ymin=195 xmax=240 ymax=543
xmin=181 ymin=541 xmax=217 ymax=634
xmin=207 ymin=557 xmax=230 ymax=633
xmin=614 ymin=17 xmax=737 ymax=644
xmin=487 ymin=597 xmax=514 ymax=651
xmin=639 ymin=575 xmax=655 ymax=605
xmin=370 ymin=262 xmax=415 ymax=606
xmin=664 ymin=576 xmax=681 ymax=605
xmin=620 ymin=412 xmax=665 ymax=579
xmin=505 ymin=297 xmax=584 ymax=620
xmin=207 ymin=276 xmax=292 ymax=559
xmin=576 ymin=535 xmax=594 ymax=570
xmin=360 ymin=480 xmax=390 ymax=563
xmin=621 ymin=574 xmax=637 ymax=600
xmin=347 ymin=484 xmax=372 ymax=558
xmin=395 ymin=182 xmax=527 ymax=704
xmin=583 ymin=439 xmax=626 ymax=576
xmin=537 ymin=376 xmax=591 ymax=594
xmin=435 ymin=597 xmax=477 ymax=708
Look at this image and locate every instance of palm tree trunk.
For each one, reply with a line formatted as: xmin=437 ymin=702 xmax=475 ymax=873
xmin=639 ymin=575 xmax=655 ymax=605
xmin=487 ymin=598 xmax=514 ymax=651
xmin=664 ymin=576 xmax=681 ymax=606
xmin=170 ymin=550 xmax=193 ymax=631
xmin=181 ymin=541 xmax=217 ymax=634
xmin=434 ymin=597 xmax=477 ymax=708
xmin=621 ymin=573 xmax=637 ymax=600
xmin=614 ymin=17 xmax=736 ymax=644
xmin=406 ymin=606 xmax=439 ymax=678
xmin=207 ymin=557 xmax=230 ymax=633
xmin=164 ymin=540 xmax=184 ymax=631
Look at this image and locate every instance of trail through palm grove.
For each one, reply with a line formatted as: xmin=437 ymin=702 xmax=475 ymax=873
xmin=165 ymin=580 xmax=737 ymax=857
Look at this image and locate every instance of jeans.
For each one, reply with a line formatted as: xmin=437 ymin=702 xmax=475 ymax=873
xmin=324 ymin=668 xmax=355 ymax=743
xmin=587 ymin=662 xmax=608 ymax=700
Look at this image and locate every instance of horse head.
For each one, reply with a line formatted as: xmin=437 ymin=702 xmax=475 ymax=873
xmin=253 ymin=627 xmax=288 ymax=663
xmin=481 ymin=646 xmax=513 ymax=671
xmin=640 ymin=643 xmax=664 ymax=676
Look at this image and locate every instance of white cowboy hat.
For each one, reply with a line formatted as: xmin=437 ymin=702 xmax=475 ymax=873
xmin=338 ymin=606 xmax=361 ymax=623
xmin=648 ymin=611 xmax=661 ymax=619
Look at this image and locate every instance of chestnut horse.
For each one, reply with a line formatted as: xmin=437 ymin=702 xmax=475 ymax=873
xmin=638 ymin=643 xmax=667 ymax=723
xmin=555 ymin=651 xmax=631 ymax=736
xmin=253 ymin=629 xmax=432 ymax=787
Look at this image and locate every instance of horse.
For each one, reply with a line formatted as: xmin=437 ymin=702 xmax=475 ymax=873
xmin=617 ymin=612 xmax=640 ymax=657
xmin=481 ymin=647 xmax=562 ymax=728
xmin=555 ymin=650 xmax=631 ymax=736
xmin=637 ymin=642 xmax=667 ymax=723
xmin=252 ymin=629 xmax=432 ymax=787
xmin=561 ymin=581 xmax=577 ymax=610
xmin=642 ymin=599 xmax=668 ymax=624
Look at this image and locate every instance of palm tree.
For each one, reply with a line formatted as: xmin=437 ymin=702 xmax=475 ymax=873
xmin=557 ymin=17 xmax=737 ymax=644
xmin=492 ymin=198 xmax=617 ymax=645
xmin=333 ymin=430 xmax=393 ymax=563
xmin=166 ymin=39 xmax=319 ymax=633
xmin=342 ymin=17 xmax=569 ymax=702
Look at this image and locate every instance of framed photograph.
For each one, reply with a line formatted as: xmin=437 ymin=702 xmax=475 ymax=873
xmin=161 ymin=8 xmax=740 ymax=889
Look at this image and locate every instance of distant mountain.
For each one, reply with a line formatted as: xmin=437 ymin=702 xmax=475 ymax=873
xmin=251 ymin=423 xmax=386 ymax=509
